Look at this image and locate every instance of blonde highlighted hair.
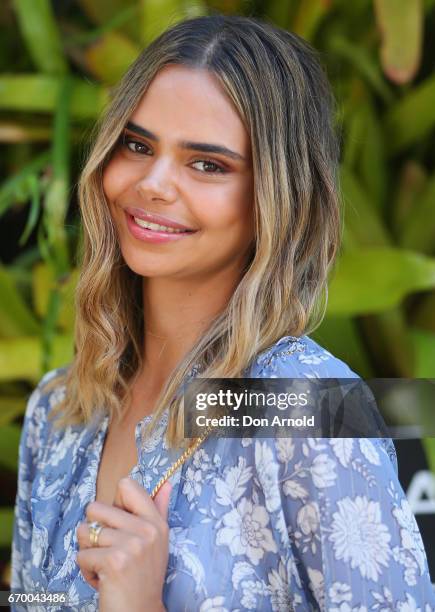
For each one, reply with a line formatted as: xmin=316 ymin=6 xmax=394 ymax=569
xmin=46 ymin=14 xmax=342 ymax=448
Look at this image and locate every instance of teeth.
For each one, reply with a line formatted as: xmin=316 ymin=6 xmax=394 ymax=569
xmin=133 ymin=217 xmax=188 ymax=233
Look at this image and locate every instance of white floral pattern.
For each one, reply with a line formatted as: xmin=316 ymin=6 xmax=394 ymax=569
xmin=216 ymin=497 xmax=278 ymax=564
xmin=10 ymin=335 xmax=435 ymax=611
xmin=329 ymin=496 xmax=391 ymax=581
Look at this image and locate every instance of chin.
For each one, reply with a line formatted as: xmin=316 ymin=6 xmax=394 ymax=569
xmin=120 ymin=254 xmax=175 ymax=279
xmin=123 ymin=261 xmax=163 ymax=278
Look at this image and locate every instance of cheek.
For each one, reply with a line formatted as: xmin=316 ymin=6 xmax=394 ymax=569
xmin=102 ymin=163 xmax=118 ymax=205
xmin=102 ymin=155 xmax=131 ymax=202
xmin=195 ymin=180 xmax=254 ymax=231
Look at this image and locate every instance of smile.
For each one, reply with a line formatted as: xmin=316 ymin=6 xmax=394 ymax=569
xmin=132 ymin=217 xmax=191 ymax=233
xmin=125 ymin=212 xmax=198 ymax=244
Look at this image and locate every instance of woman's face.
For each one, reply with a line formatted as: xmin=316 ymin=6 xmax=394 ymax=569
xmin=103 ymin=64 xmax=254 ymax=282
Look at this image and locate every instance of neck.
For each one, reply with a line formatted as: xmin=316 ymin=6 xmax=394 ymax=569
xmin=140 ymin=267 xmax=242 ymax=381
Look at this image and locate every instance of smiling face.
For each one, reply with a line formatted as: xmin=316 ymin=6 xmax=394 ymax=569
xmin=103 ymin=64 xmax=255 ymax=283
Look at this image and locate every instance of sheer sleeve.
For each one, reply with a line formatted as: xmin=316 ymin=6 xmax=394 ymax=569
xmin=253 ymin=341 xmax=435 ymax=610
xmin=10 ymin=371 xmax=54 ymax=601
xmin=266 ymin=435 xmax=435 ymax=610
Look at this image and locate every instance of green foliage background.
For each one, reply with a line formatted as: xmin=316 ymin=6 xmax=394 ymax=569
xmin=1 ymin=0 xmax=435 ymax=582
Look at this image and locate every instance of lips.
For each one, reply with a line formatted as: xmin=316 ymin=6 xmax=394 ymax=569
xmin=124 ymin=206 xmax=196 ymax=231
xmin=125 ymin=210 xmax=196 ymax=244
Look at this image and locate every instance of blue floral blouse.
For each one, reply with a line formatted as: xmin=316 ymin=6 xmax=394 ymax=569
xmin=11 ymin=335 xmax=435 ymax=611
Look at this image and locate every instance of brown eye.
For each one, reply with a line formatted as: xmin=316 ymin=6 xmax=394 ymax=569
xmin=123 ymin=137 xmax=151 ymax=155
xmin=191 ymin=160 xmax=227 ymax=174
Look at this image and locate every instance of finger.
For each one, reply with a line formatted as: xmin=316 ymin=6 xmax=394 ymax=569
xmin=76 ymin=548 xmax=103 ymax=590
xmin=77 ymin=523 xmax=131 ymax=551
xmin=76 ymin=547 xmax=113 ymax=584
xmin=112 ymin=477 xmax=165 ymax=522
xmin=79 ymin=565 xmax=99 ymax=591
xmin=77 ymin=543 xmax=147 ymax=582
xmin=85 ymin=500 xmax=153 ymax=535
xmin=153 ymin=481 xmax=172 ymax=521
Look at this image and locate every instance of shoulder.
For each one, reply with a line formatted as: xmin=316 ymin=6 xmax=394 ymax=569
xmin=251 ymin=334 xmax=360 ymax=378
xmin=26 ymin=365 xmax=69 ymax=418
xmin=37 ymin=364 xmax=69 ymax=390
xmin=249 ymin=334 xmax=398 ymax=473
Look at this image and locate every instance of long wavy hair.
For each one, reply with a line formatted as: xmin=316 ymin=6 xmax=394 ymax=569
xmin=46 ymin=14 xmax=342 ymax=448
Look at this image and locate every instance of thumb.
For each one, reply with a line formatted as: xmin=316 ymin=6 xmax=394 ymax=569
xmin=153 ymin=481 xmax=172 ymax=520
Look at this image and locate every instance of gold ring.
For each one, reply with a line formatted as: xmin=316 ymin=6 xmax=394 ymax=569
xmin=88 ymin=521 xmax=104 ymax=547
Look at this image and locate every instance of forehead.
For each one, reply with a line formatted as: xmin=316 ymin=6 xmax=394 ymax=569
xmin=129 ymin=65 xmax=250 ymax=153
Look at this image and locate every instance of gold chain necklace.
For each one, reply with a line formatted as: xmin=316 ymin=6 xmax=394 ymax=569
xmin=150 ymin=423 xmax=216 ymax=499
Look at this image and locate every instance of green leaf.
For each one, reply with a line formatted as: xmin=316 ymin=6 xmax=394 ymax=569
xmin=422 ymin=438 xmax=435 ymax=476
xmin=392 ymin=161 xmax=427 ymax=237
xmin=397 ymin=171 xmax=435 ymax=254
xmin=328 ymin=35 xmax=394 ymax=104
xmin=0 ymin=75 xmax=107 ymax=118
xmin=374 ymin=0 xmax=423 ymax=84
xmin=0 ymin=265 xmax=40 ymax=338
xmin=357 ymin=307 xmax=415 ymax=376
xmin=342 ymin=105 xmax=366 ymax=169
xmin=0 ymin=151 xmax=50 ymax=218
xmin=141 ymin=0 xmax=198 ymax=44
xmin=327 ymin=248 xmax=435 ymax=315
xmin=410 ymin=327 xmax=435 ymax=376
xmin=0 ymin=424 xmax=21 ymax=471
xmin=42 ymin=76 xmax=72 ymax=276
xmin=42 ymin=179 xmax=70 ymax=277
xmin=182 ymin=1 xmax=208 ymax=20
xmin=412 ymin=290 xmax=435 ymax=333
xmin=18 ymin=175 xmax=41 ymax=246
xmin=33 ymin=264 xmax=77 ymax=331
xmin=291 ymin=0 xmax=332 ymax=41
xmin=340 ymin=167 xmax=391 ymax=248
xmin=384 ymin=73 xmax=435 ymax=153
xmin=33 ymin=264 xmax=52 ymax=320
xmin=52 ymin=78 xmax=72 ymax=181
xmin=37 ymin=216 xmax=51 ymax=265
xmin=0 ymin=120 xmax=52 ymax=143
xmin=311 ymin=316 xmax=374 ymax=377
xmin=41 ymin=289 xmax=62 ymax=373
xmin=0 ymin=508 xmax=15 ymax=547
xmin=78 ymin=0 xmax=137 ymax=28
xmin=0 ymin=334 xmax=73 ymax=383
xmin=84 ymin=32 xmax=140 ymax=85
xmin=263 ymin=0 xmax=292 ymax=26
xmin=342 ymin=102 xmax=387 ymax=212
xmin=358 ymin=104 xmax=387 ymax=212
xmin=12 ymin=0 xmax=67 ymax=75
xmin=0 ymin=397 xmax=26 ymax=426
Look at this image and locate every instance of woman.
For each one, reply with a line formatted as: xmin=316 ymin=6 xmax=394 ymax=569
xmin=11 ymin=14 xmax=434 ymax=612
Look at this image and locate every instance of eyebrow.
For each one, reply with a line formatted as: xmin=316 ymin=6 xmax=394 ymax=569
xmin=125 ymin=121 xmax=247 ymax=162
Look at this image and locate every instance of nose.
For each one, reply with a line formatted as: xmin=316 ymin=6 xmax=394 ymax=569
xmin=134 ymin=157 xmax=177 ymax=203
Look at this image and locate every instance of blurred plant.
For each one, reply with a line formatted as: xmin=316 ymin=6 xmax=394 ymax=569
xmin=1 ymin=0 xmax=435 ymax=557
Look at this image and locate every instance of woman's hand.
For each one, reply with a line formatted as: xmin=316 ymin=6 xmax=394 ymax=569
xmin=76 ymin=477 xmax=171 ymax=612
